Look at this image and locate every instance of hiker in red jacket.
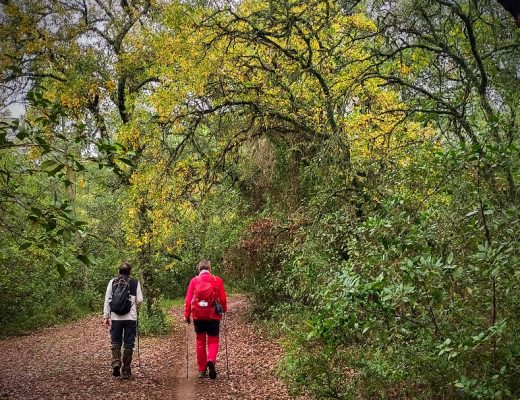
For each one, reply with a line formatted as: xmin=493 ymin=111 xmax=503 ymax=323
xmin=185 ymin=259 xmax=228 ymax=379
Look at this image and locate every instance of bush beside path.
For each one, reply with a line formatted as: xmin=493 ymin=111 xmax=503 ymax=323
xmin=0 ymin=296 xmax=304 ymax=399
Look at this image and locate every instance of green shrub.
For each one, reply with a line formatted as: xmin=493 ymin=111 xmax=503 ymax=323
xmin=138 ymin=299 xmax=174 ymax=336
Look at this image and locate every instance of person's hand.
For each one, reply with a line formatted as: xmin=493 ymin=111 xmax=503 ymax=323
xmin=185 ymin=317 xmax=191 ymax=325
xmin=103 ymin=318 xmax=110 ymax=328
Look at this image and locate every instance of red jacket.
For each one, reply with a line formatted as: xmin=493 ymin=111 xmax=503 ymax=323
xmin=184 ymin=271 xmax=227 ymax=320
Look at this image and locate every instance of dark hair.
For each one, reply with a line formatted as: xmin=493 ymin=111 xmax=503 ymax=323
xmin=197 ymin=259 xmax=211 ymax=272
xmin=119 ymin=262 xmax=132 ymax=275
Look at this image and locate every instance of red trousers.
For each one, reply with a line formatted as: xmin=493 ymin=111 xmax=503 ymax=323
xmin=196 ymin=333 xmax=219 ymax=372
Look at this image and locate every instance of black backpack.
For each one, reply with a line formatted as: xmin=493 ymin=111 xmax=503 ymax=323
xmin=109 ymin=276 xmax=132 ymax=315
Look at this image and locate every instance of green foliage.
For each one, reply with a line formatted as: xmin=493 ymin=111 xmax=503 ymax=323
xmin=0 ymin=249 xmax=102 ymax=337
xmin=260 ymin=142 xmax=520 ymax=399
xmin=0 ymin=91 xmax=133 ymax=335
xmin=138 ymin=303 xmax=171 ymax=337
xmin=137 ymin=297 xmax=184 ymax=337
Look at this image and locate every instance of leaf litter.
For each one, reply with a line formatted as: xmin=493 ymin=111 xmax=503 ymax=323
xmin=0 ymin=296 xmax=307 ymax=399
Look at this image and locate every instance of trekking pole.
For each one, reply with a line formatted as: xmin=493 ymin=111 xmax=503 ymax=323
xmin=184 ymin=322 xmax=189 ymax=379
xmin=223 ymin=313 xmax=230 ymax=379
xmin=137 ymin=308 xmax=141 ymax=368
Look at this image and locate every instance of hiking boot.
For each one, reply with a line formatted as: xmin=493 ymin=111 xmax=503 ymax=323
xmin=197 ymin=371 xmax=207 ymax=379
xmin=207 ymin=361 xmax=217 ymax=380
xmin=121 ymin=347 xmax=133 ymax=379
xmin=111 ymin=345 xmax=121 ymax=377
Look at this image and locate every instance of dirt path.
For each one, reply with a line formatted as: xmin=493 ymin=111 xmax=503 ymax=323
xmin=0 ymin=296 xmax=303 ymax=399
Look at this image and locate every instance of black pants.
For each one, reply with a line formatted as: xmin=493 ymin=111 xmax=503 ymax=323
xmin=110 ymin=320 xmax=137 ymax=348
xmin=193 ymin=319 xmax=220 ymax=336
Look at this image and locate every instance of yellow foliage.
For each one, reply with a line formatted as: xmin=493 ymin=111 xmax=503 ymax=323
xmin=398 ymin=63 xmax=412 ymax=76
xmin=344 ymin=13 xmax=378 ymax=32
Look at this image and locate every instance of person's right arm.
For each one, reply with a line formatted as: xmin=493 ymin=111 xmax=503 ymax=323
xmin=103 ymin=279 xmax=113 ymax=326
xmin=184 ymin=278 xmax=195 ymax=322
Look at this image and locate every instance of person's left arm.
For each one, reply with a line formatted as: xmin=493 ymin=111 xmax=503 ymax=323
xmin=218 ymin=277 xmax=228 ymax=313
xmin=136 ymin=281 xmax=143 ymax=306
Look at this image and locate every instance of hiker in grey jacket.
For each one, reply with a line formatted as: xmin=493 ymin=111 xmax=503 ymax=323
xmin=103 ymin=262 xmax=143 ymax=378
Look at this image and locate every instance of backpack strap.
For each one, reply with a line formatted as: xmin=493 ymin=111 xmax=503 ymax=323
xmin=211 ymin=275 xmax=219 ymax=298
xmin=191 ymin=276 xmax=201 ymax=303
xmin=112 ymin=275 xmax=137 ymax=295
xmin=111 ymin=276 xmax=124 ymax=290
